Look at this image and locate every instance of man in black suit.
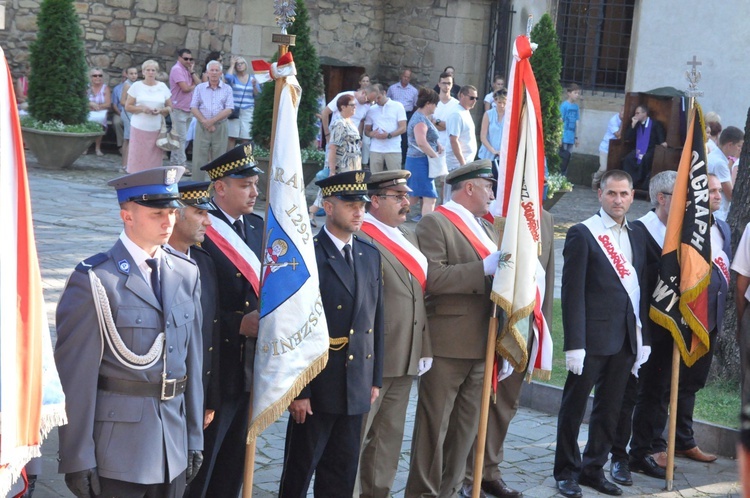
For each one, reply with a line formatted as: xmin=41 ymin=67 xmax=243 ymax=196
xmin=279 ymin=170 xmax=384 ymax=498
xmin=186 ymin=145 xmax=265 ymax=498
xmin=621 ymin=104 xmax=667 ymax=190
xmin=554 ymin=170 xmax=650 ymax=498
xmin=168 ymin=182 xmax=221 ymax=445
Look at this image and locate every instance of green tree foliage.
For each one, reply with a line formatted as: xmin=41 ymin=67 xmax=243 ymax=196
xmin=28 ymin=0 xmax=89 ymax=125
xmin=530 ymin=14 xmax=563 ymax=173
xmin=252 ymin=0 xmax=324 ymax=148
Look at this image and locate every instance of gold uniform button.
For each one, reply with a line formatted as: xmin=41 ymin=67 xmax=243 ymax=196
xmin=337 ymin=305 xmax=342 ymax=310
xmin=245 ymin=301 xmax=250 ymax=307
xmin=225 ymin=339 xmax=230 ymax=343
xmin=208 ymin=347 xmax=213 ymax=352
xmin=206 ymin=370 xmax=211 ymax=375
xmin=236 ymin=272 xmax=242 ymax=277
xmin=348 ymin=354 xmax=354 ymax=360
xmin=349 ymin=329 xmax=355 ymax=335
xmin=366 ymin=354 xmax=372 ymax=359
xmin=367 ymin=328 xmax=372 ymax=334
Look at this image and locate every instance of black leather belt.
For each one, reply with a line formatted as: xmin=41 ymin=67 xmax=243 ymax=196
xmin=98 ymin=375 xmax=188 ymax=400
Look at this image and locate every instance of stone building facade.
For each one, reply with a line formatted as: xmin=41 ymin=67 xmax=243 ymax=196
xmin=1 ymin=0 xmax=503 ymax=119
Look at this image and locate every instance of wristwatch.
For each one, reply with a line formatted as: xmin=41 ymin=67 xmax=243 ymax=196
xmin=435 ymin=119 xmax=441 ymax=125
xmin=387 ymin=132 xmax=392 ymax=139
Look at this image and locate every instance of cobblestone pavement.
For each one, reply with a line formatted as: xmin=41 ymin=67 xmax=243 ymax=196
xmin=25 ymin=152 xmax=739 ymax=497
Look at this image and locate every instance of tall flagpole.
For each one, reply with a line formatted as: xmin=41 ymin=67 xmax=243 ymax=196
xmin=471 ymin=18 xmax=535 ymax=498
xmin=664 ymin=55 xmax=703 ymax=492
xmin=241 ymin=3 xmax=296 ymax=496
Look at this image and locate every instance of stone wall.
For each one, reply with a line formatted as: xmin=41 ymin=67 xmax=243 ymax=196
xmin=308 ymin=0 xmax=493 ymax=96
xmin=1 ymin=0 xmax=238 ymax=83
xmin=2 ymin=0 xmax=496 ymax=120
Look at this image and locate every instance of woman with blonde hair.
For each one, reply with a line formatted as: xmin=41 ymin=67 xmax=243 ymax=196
xmin=87 ymin=67 xmax=111 ymax=156
xmin=124 ymin=60 xmax=173 ymax=172
xmin=226 ymin=55 xmax=260 ymax=149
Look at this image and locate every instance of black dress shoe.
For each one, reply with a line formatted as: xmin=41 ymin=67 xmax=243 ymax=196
xmin=609 ymin=460 xmax=632 ymax=486
xmin=578 ymin=475 xmax=622 ymax=496
xmin=481 ymin=479 xmax=523 ymax=498
xmin=630 ymin=454 xmax=667 ymax=479
xmin=556 ymin=479 xmax=582 ymax=498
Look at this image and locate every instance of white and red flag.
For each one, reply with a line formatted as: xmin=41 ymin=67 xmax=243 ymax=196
xmin=0 ymin=47 xmax=66 ymax=495
xmin=247 ymin=52 xmax=329 ymax=441
xmin=490 ymin=35 xmax=552 ymax=380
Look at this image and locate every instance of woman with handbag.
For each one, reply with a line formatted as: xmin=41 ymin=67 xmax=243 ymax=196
xmin=226 ymin=56 xmax=260 ymax=149
xmin=124 ymin=60 xmax=173 ymax=173
xmin=307 ymin=93 xmax=362 ymax=227
xmin=405 ymin=87 xmax=443 ymax=220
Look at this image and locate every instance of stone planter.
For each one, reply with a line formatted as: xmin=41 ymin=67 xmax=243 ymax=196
xmin=255 ymin=157 xmax=323 ymax=201
xmin=22 ymin=127 xmax=104 ymax=169
xmin=543 ymin=191 xmax=569 ymax=211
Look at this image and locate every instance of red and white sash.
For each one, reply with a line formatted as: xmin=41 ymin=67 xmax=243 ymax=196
xmin=205 ymin=213 xmax=261 ymax=296
xmin=361 ymin=214 xmax=428 ymax=291
xmin=582 ymin=214 xmax=643 ymax=346
xmin=436 ymin=201 xmax=496 ymax=258
xmin=711 ymin=224 xmax=730 ymax=287
xmin=529 ymin=260 xmax=553 ymax=379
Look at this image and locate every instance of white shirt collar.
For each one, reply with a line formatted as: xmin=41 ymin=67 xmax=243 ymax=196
xmin=218 ymin=206 xmax=241 ymax=226
xmin=119 ymin=231 xmax=164 ymax=281
xmin=323 ymin=225 xmax=353 ymax=253
xmin=599 ymin=207 xmax=629 ymax=230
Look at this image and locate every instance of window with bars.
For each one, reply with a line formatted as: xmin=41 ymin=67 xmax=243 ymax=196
xmin=556 ymin=0 xmax=635 ymax=92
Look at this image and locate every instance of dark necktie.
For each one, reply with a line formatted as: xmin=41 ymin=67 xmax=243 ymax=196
xmin=146 ymin=258 xmax=162 ymax=306
xmin=233 ymin=218 xmax=245 ymax=241
xmin=343 ymin=244 xmax=354 ymax=273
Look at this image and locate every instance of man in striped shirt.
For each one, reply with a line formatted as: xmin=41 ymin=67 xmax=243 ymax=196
xmin=190 ymin=60 xmax=234 ymax=180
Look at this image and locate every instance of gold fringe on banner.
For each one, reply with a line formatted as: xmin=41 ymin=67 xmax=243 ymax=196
xmin=246 ymin=350 xmax=328 ymax=444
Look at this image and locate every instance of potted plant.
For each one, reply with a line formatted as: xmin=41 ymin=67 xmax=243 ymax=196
xmin=543 ymin=173 xmax=574 ymax=210
xmin=21 ymin=0 xmax=103 ymax=169
xmin=254 ymin=145 xmax=326 ymax=200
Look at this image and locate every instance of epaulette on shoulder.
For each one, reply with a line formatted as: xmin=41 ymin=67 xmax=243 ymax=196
xmin=164 ymin=246 xmax=197 ymax=265
xmin=75 ymin=253 xmax=108 ymax=273
xmin=354 ymin=234 xmax=378 ymax=252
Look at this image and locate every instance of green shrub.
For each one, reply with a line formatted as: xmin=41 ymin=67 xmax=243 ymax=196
xmin=530 ymin=14 xmax=563 ymax=174
xmin=252 ymin=0 xmax=324 ymax=149
xmin=28 ymin=0 xmax=89 ymax=125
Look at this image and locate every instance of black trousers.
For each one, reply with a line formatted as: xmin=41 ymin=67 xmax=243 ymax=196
xmin=610 ymin=373 xmax=638 ymax=462
xmin=279 ymin=411 xmax=363 ymax=498
xmin=554 ymin=342 xmax=635 ymax=481
xmin=629 ymin=332 xmax=673 ymax=459
xmin=630 ymin=329 xmax=717 ymax=457
xmin=621 ymin=150 xmax=655 ymax=190
xmin=98 ymin=470 xmax=185 ymax=498
xmin=184 ymin=391 xmax=249 ymax=498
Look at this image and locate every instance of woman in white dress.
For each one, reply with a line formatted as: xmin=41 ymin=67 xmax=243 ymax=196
xmin=124 ymin=60 xmax=173 ymax=173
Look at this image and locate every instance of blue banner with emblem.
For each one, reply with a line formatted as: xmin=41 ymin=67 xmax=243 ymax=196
xmin=249 ymin=53 xmax=329 ymax=442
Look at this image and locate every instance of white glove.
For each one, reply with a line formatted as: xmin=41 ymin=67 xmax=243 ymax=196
xmin=417 ymin=357 xmax=433 ymax=376
xmin=483 ymin=251 xmax=502 ymax=276
xmin=497 ymin=358 xmax=513 ymax=382
xmin=631 ymin=345 xmax=652 ymax=378
xmin=565 ymin=349 xmax=586 ymax=375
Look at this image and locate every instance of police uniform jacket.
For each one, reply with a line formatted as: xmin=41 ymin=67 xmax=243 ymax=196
xmin=297 ymin=229 xmax=384 ymax=415
xmin=191 ymin=245 xmax=221 ymax=411
xmin=415 ymin=211 xmax=499 ymax=360
xmin=200 ymin=209 xmax=264 ymax=397
xmin=55 ymin=241 xmax=203 ymax=485
xmin=356 ymin=226 xmax=430 ymax=377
